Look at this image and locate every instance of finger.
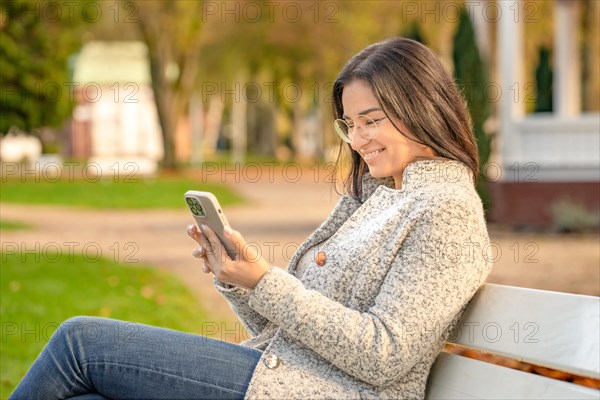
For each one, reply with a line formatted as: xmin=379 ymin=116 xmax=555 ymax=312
xmin=187 ymin=223 xmax=197 ymax=237
xmin=192 ymin=246 xmax=205 ymax=259
xmin=200 ymin=256 xmax=211 ymax=272
xmin=224 ymin=226 xmax=259 ymax=262
xmin=199 ymin=224 xmax=229 ymax=265
xmin=187 ymin=224 xmax=204 ymax=245
xmin=191 ymin=247 xmax=211 ymax=273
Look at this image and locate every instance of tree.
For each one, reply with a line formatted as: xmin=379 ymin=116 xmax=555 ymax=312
xmin=403 ymin=20 xmax=426 ymax=44
xmin=191 ymin=1 xmax=346 ymax=161
xmin=452 ymin=7 xmax=493 ymax=213
xmin=0 ymin=0 xmax=91 ymax=135
xmin=534 ymin=47 xmax=553 ymax=112
xmin=132 ymin=1 xmax=204 ymax=168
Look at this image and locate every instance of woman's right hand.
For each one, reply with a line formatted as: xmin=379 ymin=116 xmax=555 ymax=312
xmin=186 ymin=223 xmax=270 ymax=290
xmin=186 ymin=224 xmax=212 ymax=274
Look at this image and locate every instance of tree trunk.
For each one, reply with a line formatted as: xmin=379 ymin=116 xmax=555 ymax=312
xmin=293 ymin=98 xmax=311 ymax=159
xmin=231 ymin=72 xmax=247 ymax=163
xmin=135 ymin=1 xmax=203 ymax=169
xmin=204 ymin=96 xmax=224 ymax=157
xmin=138 ymin=19 xmax=177 ymax=168
xmin=231 ymin=91 xmax=247 ymax=163
xmin=189 ymin=92 xmax=204 ymax=164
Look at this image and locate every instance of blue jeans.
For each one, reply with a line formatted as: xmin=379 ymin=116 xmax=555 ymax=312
xmin=9 ymin=316 xmax=262 ymax=400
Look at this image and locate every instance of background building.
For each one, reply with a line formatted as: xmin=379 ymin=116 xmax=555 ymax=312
xmin=488 ymin=0 xmax=599 ymax=229
xmin=68 ymin=41 xmax=163 ymax=175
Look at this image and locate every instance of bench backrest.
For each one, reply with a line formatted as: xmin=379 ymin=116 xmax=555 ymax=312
xmin=426 ymin=284 xmax=600 ymax=399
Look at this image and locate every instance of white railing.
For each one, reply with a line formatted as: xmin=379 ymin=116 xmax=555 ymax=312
xmin=500 ymin=113 xmax=600 ymax=182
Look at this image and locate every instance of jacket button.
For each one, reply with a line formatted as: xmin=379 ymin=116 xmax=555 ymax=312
xmin=315 ymin=251 xmax=326 ymax=266
xmin=263 ymin=354 xmax=281 ymax=369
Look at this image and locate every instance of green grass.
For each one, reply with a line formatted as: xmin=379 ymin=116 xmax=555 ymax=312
xmin=0 ymin=220 xmax=31 ymax=231
xmin=0 ymin=177 xmax=243 ymax=209
xmin=0 ymin=252 xmax=222 ymax=398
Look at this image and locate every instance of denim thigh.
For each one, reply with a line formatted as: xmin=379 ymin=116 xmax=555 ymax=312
xmin=9 ymin=316 xmax=262 ymax=400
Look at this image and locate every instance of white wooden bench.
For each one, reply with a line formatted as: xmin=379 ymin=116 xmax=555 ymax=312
xmin=426 ymin=284 xmax=600 ymax=399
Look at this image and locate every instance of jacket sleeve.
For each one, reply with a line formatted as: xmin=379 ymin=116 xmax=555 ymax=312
xmin=213 ymin=278 xmax=270 ymax=337
xmin=246 ymin=199 xmax=492 ymax=386
xmin=213 ymin=195 xmax=358 ymax=339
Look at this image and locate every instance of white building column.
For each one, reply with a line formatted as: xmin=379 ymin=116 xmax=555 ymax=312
xmin=499 ymin=0 xmax=525 ymax=165
xmin=469 ymin=0 xmax=491 ymax=64
xmin=554 ymin=0 xmax=581 ymax=117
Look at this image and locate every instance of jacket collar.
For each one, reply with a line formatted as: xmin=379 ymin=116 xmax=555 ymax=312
xmin=360 ymin=158 xmax=474 ymax=202
xmin=285 ymin=158 xmax=473 ymax=274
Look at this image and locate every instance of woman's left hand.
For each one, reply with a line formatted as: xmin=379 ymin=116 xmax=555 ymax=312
xmin=187 ymin=224 xmax=270 ymax=290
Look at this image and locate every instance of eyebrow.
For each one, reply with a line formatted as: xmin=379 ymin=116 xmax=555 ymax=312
xmin=342 ymin=107 xmax=383 ymax=119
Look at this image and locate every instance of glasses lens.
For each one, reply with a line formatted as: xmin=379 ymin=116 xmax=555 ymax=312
xmin=333 ymin=119 xmax=351 ymax=142
xmin=357 ymin=115 xmax=376 ymax=130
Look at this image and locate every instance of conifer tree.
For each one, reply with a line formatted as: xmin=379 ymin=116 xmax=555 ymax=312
xmin=535 ymin=47 xmax=553 ymax=112
xmin=404 ymin=20 xmax=426 ymax=45
xmin=452 ymin=7 xmax=493 ymax=214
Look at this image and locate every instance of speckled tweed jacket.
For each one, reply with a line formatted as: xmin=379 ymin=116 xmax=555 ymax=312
xmin=214 ymin=158 xmax=493 ymax=399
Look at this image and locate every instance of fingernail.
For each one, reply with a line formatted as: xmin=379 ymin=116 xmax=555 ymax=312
xmin=192 ymin=247 xmax=203 ymax=258
xmin=187 ymin=224 xmax=195 ymax=236
xmin=224 ymin=226 xmax=233 ymax=236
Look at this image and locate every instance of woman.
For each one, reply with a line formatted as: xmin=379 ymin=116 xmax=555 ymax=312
xmin=10 ymin=37 xmax=492 ymax=400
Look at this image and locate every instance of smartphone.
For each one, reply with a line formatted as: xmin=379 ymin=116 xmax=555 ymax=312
xmin=184 ymin=191 xmax=238 ymax=259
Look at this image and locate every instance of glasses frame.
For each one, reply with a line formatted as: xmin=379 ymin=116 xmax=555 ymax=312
xmin=333 ymin=115 xmax=389 ymax=143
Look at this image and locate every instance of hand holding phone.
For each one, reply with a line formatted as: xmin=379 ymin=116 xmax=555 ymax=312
xmin=184 ymin=191 xmax=238 ymax=259
xmin=185 ymin=191 xmax=272 ymax=289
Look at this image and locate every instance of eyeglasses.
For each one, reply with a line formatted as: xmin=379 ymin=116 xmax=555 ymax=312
xmin=333 ymin=115 xmax=389 ymax=143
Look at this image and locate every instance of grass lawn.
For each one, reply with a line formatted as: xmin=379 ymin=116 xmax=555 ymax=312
xmin=0 ymin=252 xmax=221 ymax=398
xmin=0 ymin=176 xmax=243 ymax=209
xmin=0 ymin=220 xmax=31 ymax=231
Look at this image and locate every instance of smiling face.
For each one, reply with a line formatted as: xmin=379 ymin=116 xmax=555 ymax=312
xmin=341 ymin=79 xmax=438 ymax=189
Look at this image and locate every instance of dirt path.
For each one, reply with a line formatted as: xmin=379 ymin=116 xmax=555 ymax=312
xmin=1 ymin=169 xmax=341 ymax=326
xmin=2 ymin=169 xmax=598 ymax=330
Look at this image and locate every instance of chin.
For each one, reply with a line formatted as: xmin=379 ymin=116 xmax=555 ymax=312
xmin=367 ymin=168 xmax=389 ymax=179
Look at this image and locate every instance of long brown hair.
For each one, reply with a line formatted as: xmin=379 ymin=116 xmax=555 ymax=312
xmin=332 ymin=37 xmax=479 ymax=198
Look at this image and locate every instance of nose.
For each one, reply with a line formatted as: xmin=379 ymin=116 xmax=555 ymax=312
xmin=350 ymin=130 xmax=371 ymax=151
xmin=352 ymin=123 xmax=372 ymax=140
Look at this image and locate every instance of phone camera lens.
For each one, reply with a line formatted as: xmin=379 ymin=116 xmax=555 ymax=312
xmin=186 ymin=197 xmax=195 ymax=206
xmin=197 ymin=205 xmax=205 ymax=217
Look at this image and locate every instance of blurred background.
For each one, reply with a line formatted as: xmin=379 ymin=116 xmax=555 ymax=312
xmin=1 ymin=0 xmax=599 ymax=396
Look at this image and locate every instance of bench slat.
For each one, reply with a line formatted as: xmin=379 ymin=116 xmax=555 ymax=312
xmin=448 ymin=284 xmax=600 ymax=379
xmin=426 ymin=352 xmax=600 ymax=400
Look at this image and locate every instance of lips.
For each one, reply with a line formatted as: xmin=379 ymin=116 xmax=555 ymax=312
xmin=363 ymin=148 xmax=385 ymax=161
